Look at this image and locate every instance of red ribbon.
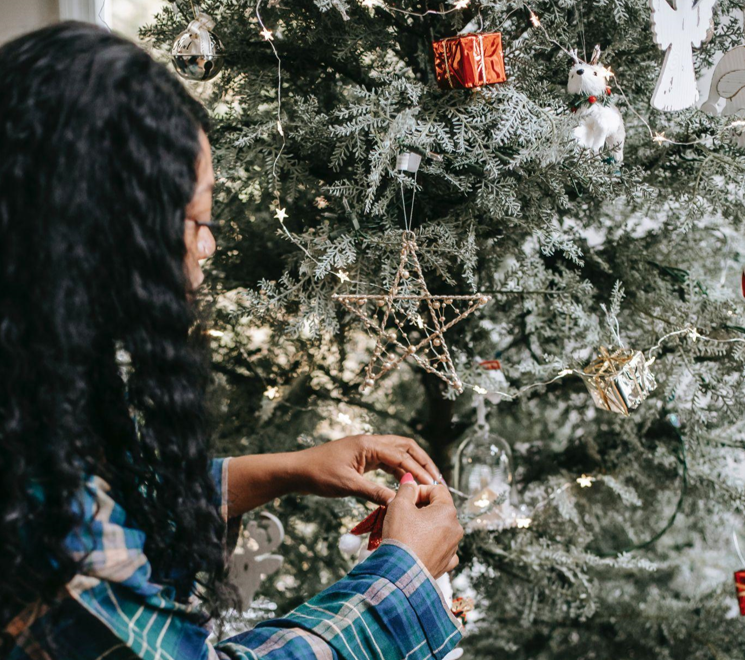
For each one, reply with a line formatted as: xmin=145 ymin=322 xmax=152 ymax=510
xmin=349 ymin=506 xmax=387 ymax=551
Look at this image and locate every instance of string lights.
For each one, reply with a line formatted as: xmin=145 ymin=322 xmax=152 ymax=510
xmin=464 ymin=325 xmax=745 ymax=399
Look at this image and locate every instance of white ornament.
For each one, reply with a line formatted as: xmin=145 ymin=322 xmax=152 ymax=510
xmin=566 ymin=46 xmax=625 ymax=163
xmin=338 ymin=532 xmax=363 ymax=557
xmin=649 ymin=0 xmax=717 ymax=111
xmin=229 ymin=512 xmax=285 ymax=605
xmin=701 ymin=44 xmax=745 ymax=146
xmin=395 ymin=152 xmax=422 ymax=173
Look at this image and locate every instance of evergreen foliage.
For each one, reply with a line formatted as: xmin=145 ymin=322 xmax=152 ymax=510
xmin=145 ymin=1 xmax=745 ymax=656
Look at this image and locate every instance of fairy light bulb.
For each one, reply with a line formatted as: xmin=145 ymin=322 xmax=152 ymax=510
xmin=576 ymin=474 xmax=595 ymax=488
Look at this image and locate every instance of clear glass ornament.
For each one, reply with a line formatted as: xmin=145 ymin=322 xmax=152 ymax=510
xmin=171 ymin=12 xmax=225 ymax=82
xmin=453 ymin=424 xmax=515 ymax=531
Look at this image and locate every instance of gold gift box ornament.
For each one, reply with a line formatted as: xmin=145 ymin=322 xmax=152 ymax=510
xmin=581 ymin=347 xmax=657 ymax=416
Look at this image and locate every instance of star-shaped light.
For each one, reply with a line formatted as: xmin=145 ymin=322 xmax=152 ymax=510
xmin=264 ymin=386 xmax=279 ymax=400
xmin=274 ymin=207 xmax=288 ymax=222
xmin=333 ymin=231 xmax=490 ymax=393
xmin=336 ymin=269 xmax=350 ymax=283
xmin=454 ymin=0 xmax=470 ymax=8
xmin=260 ymin=27 xmax=274 ymax=41
xmin=576 ymin=474 xmax=596 ymax=488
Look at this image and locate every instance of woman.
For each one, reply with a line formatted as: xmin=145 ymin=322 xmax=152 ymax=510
xmin=0 ymin=22 xmax=464 ymax=660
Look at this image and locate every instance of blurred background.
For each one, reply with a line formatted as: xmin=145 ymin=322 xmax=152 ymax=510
xmin=1 ymin=0 xmax=161 ymax=44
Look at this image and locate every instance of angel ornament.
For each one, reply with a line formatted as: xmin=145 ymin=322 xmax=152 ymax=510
xmin=649 ymin=0 xmax=717 ymax=111
xmin=567 ymin=46 xmax=626 ymax=164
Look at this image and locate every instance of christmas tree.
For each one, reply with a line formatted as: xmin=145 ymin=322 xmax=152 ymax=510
xmin=145 ymin=0 xmax=745 ymax=656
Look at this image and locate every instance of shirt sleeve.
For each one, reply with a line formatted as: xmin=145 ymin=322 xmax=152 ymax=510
xmin=216 ymin=540 xmax=463 ymax=660
xmin=211 ymin=457 xmax=242 ymax=557
xmin=49 ymin=474 xmax=461 ymax=660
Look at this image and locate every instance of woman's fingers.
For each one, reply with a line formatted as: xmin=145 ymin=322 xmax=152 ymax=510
xmin=372 ymin=444 xmax=435 ymax=485
xmin=369 ymin=436 xmax=438 ymax=485
xmin=398 ymin=438 xmax=440 ymax=483
xmin=414 ymin=484 xmax=453 ymax=506
xmin=348 ymin=474 xmax=396 ymax=505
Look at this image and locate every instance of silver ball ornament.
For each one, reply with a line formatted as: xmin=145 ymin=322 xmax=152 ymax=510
xmin=172 ymin=12 xmax=225 ymax=82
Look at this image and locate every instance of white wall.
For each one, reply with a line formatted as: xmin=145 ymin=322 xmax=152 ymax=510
xmin=1 ymin=0 xmax=59 ymax=44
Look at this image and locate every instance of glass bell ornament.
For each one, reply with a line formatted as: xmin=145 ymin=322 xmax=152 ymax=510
xmin=171 ymin=10 xmax=225 ymax=82
xmin=453 ymin=421 xmax=515 ymax=532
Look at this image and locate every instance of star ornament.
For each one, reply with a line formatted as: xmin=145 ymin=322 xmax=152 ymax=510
xmin=333 ymin=231 xmax=490 ymax=393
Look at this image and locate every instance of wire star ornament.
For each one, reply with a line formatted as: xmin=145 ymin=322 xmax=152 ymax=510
xmin=333 ymin=231 xmax=490 ymax=393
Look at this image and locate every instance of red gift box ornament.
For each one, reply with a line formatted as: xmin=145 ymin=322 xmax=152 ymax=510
xmin=433 ymin=32 xmax=507 ymax=90
xmin=735 ymin=570 xmax=745 ymax=615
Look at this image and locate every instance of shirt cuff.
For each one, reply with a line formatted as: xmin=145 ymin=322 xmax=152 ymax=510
xmin=210 ymin=457 xmax=232 ymax=523
xmin=210 ymin=457 xmax=241 ymax=558
xmin=351 ymin=539 xmax=464 ymax=659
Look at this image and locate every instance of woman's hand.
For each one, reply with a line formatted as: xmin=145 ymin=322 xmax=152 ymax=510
xmin=382 ymin=476 xmax=463 ymax=579
xmin=225 ymin=435 xmax=440 ymax=518
xmin=291 ymin=434 xmax=440 ymax=505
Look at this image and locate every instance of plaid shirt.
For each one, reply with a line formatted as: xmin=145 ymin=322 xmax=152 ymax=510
xmin=7 ymin=458 xmax=462 ymax=660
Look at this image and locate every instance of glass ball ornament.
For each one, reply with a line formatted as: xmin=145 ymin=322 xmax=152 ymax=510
xmin=453 ymin=425 xmax=515 ymax=531
xmin=171 ymin=12 xmax=225 ymax=82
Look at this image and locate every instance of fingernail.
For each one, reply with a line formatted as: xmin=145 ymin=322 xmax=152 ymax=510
xmin=400 ymin=472 xmax=415 ymax=485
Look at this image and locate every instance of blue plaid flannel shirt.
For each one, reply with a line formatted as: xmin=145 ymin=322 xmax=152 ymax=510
xmin=7 ymin=458 xmax=462 ymax=660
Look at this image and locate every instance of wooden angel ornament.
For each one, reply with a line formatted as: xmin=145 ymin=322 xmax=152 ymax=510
xmin=567 ymin=46 xmax=626 ymax=163
xmin=229 ymin=512 xmax=285 ymax=605
xmin=649 ymin=0 xmax=717 ymax=112
xmin=701 ymin=41 xmax=745 ymax=146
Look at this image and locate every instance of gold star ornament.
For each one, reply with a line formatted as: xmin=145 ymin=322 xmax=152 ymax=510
xmin=333 ymin=231 xmax=490 ymax=393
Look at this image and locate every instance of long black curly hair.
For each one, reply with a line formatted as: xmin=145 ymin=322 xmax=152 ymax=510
xmin=0 ymin=22 xmax=228 ymax=638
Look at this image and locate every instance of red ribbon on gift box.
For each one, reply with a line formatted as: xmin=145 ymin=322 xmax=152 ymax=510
xmin=735 ymin=570 xmax=745 ymax=615
xmin=432 ymin=32 xmax=507 ymax=90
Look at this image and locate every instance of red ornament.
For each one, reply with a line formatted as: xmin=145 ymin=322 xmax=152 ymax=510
xmin=349 ymin=506 xmax=387 ymax=551
xmin=588 ymin=95 xmax=597 ymax=104
xmin=570 ymin=106 xmax=578 ymax=113
xmin=735 ymin=570 xmax=745 ymax=615
xmin=480 ymin=359 xmax=502 ymax=371
xmin=606 ymin=86 xmax=612 ymax=95
xmin=433 ymin=32 xmax=507 ymax=90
